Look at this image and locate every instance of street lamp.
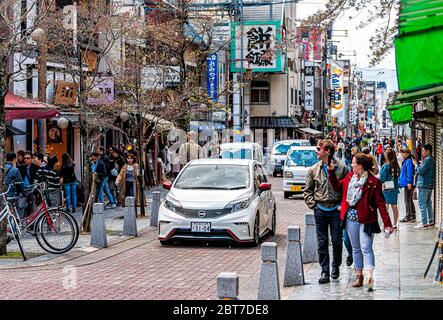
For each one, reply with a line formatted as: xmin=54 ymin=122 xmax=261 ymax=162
xmin=57 ymin=117 xmax=69 ymax=129
xmin=170 ymin=57 xmax=179 ymax=66
xmin=120 ymin=111 xmax=130 ymax=122
xmin=31 ymin=28 xmax=45 ymax=42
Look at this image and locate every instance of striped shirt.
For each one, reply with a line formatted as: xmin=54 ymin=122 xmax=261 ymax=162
xmin=36 ymin=167 xmax=61 ymax=189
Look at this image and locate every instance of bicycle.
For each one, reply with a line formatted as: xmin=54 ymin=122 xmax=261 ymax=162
xmin=0 ymin=184 xmax=27 ymax=260
xmin=7 ymin=182 xmax=79 ymax=254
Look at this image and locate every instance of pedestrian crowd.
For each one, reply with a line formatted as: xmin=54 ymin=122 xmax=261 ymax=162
xmin=303 ymin=133 xmax=436 ymax=291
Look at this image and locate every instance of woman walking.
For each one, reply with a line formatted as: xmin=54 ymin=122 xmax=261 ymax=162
xmin=116 ymin=154 xmax=141 ymax=207
xmin=379 ymin=149 xmax=401 ymax=229
xmin=60 ymin=153 xmax=78 ymax=213
xmin=327 ymin=153 xmax=393 ymax=290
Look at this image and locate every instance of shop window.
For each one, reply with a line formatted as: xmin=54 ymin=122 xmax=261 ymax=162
xmin=251 ymin=81 xmax=270 ymax=104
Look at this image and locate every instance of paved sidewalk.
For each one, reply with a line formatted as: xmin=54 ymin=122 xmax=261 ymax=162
xmin=287 ymin=189 xmax=442 ymax=300
xmin=0 ymin=186 xmax=168 ymax=266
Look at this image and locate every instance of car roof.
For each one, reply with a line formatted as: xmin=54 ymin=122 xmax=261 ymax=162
xmin=274 ymin=139 xmax=310 ymax=145
xmin=288 ymin=146 xmax=318 ymax=151
xmin=187 ymin=158 xmax=256 ymax=166
xmin=219 ymin=142 xmax=260 ymax=149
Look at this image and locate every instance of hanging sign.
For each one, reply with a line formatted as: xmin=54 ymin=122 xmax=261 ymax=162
xmin=206 ymin=53 xmax=218 ymax=102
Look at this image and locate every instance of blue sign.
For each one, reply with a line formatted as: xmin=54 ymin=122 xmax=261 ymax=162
xmin=207 ymin=54 xmax=218 ymax=102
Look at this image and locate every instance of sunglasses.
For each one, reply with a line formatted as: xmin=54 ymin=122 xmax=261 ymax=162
xmin=24 ymin=157 xmax=32 ymax=159
xmin=316 ymin=147 xmax=322 ymax=151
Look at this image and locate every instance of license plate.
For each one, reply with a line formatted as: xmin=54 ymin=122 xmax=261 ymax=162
xmin=191 ymin=222 xmax=211 ymax=233
xmin=290 ymin=186 xmax=302 ymax=192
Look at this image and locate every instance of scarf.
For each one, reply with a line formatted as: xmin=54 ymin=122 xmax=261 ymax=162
xmin=346 ymin=171 xmax=368 ymax=207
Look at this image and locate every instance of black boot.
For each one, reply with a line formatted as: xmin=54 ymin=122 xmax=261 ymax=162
xmin=319 ymin=272 xmax=330 ymax=284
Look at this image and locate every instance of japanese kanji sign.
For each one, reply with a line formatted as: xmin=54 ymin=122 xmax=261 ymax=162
xmin=206 ymin=53 xmax=218 ymax=102
xmin=230 ymin=20 xmax=282 ymax=73
xmin=86 ymin=77 xmax=114 ymax=106
xmin=54 ymin=81 xmax=78 ymax=106
xmin=304 ymin=61 xmax=314 ymax=111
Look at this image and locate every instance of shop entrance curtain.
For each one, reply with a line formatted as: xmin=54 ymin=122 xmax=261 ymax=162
xmin=387 ymin=103 xmax=413 ymax=125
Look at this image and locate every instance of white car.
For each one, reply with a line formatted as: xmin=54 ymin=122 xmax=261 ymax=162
xmin=270 ymin=140 xmax=311 ymax=177
xmin=283 ymin=146 xmax=320 ymax=199
xmin=219 ymin=142 xmax=265 ymax=166
xmin=158 ymin=159 xmax=276 ymax=246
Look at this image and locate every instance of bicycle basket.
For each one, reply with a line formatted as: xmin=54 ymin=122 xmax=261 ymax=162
xmin=44 ymin=189 xmax=64 ymax=208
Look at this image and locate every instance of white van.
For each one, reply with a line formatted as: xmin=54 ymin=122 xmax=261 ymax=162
xmin=282 ymin=146 xmax=319 ymax=199
xmin=219 ymin=142 xmax=265 ymax=167
xmin=269 ymin=139 xmax=311 ymax=177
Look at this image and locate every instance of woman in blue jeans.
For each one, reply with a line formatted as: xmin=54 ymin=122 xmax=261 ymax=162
xmin=61 ymin=153 xmax=78 ymax=213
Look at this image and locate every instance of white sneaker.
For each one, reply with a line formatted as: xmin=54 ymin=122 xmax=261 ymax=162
xmin=414 ymin=223 xmax=424 ymax=229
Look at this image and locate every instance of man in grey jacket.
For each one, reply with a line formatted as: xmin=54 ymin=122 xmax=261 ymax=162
xmin=413 ymin=144 xmax=435 ymax=229
xmin=304 ymin=139 xmax=348 ymax=284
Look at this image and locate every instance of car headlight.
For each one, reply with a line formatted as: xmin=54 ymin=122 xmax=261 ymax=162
xmin=225 ymin=197 xmax=251 ymax=213
xmin=164 ymin=197 xmax=183 ymax=214
xmin=284 ymin=171 xmax=294 ymax=178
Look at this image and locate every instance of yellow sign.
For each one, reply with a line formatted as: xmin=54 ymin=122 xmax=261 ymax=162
xmin=54 ymin=81 xmax=78 ymax=106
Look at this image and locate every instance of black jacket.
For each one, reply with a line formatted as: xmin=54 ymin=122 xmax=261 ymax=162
xmin=91 ymin=159 xmax=107 ymax=181
xmin=60 ymin=163 xmax=77 ymax=184
xmin=18 ymin=163 xmax=39 ymax=186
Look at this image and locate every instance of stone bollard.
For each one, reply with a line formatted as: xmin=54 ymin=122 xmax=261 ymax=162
xmin=303 ymin=212 xmax=318 ymax=263
xmin=150 ymin=191 xmax=161 ymax=227
xmin=90 ymin=203 xmax=107 ymax=248
xmin=257 ymin=242 xmax=280 ymax=300
xmin=216 ymin=272 xmax=239 ymax=300
xmin=123 ymin=197 xmax=137 ymax=237
xmin=283 ymin=226 xmax=305 ymax=286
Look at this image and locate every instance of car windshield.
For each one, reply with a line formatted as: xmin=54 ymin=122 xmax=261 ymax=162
xmin=220 ymin=148 xmax=252 ymax=160
xmin=273 ymin=142 xmax=309 ymax=155
xmin=286 ymin=150 xmax=319 ymax=167
xmin=174 ymin=164 xmax=250 ymax=190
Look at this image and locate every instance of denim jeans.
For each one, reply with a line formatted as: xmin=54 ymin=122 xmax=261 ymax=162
xmin=313 ymin=207 xmax=343 ymax=275
xmin=98 ymin=177 xmax=115 ymax=204
xmin=418 ymin=188 xmax=434 ymax=225
xmin=64 ymin=182 xmax=77 ymax=211
xmin=343 ymin=229 xmax=353 ymax=258
xmin=346 ymin=220 xmax=375 ymax=270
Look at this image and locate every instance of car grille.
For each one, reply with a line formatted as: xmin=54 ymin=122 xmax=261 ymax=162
xmin=176 ymin=208 xmax=232 ymax=219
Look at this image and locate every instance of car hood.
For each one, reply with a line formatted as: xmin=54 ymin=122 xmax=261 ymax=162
xmin=167 ymin=188 xmax=252 ymax=208
xmin=284 ymin=165 xmax=310 ymax=179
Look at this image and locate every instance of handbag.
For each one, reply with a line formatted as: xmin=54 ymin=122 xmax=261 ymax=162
xmin=382 ymin=180 xmax=395 ymax=191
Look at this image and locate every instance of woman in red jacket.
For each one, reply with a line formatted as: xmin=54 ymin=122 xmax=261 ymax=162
xmin=328 ymin=153 xmax=393 ymax=290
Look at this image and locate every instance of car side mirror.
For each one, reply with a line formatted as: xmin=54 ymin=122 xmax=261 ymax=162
xmin=259 ymin=183 xmax=271 ymax=191
xmin=162 ymin=181 xmax=172 ymax=190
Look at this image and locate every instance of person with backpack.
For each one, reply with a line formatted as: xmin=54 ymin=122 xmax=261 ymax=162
xmin=97 ymin=146 xmax=117 ymax=209
xmin=91 ymin=151 xmax=116 ymax=209
xmin=5 ymin=152 xmax=23 ymax=198
xmin=60 ymin=153 xmax=78 ymax=213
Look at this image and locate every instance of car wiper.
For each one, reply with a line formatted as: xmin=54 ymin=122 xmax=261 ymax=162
xmin=179 ymin=186 xmax=228 ymax=190
xmin=227 ymin=186 xmax=247 ymax=190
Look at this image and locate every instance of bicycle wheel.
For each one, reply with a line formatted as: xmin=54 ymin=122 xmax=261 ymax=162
xmin=36 ymin=209 xmax=79 ymax=254
xmin=8 ymin=215 xmax=27 ymax=261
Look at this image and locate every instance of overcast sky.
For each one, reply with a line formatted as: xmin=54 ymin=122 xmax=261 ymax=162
xmin=296 ymin=0 xmax=398 ymax=93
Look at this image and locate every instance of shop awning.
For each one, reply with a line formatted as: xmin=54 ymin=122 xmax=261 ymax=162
xmin=6 ymin=125 xmax=26 ymax=136
xmin=396 ymin=85 xmax=443 ymax=103
xmin=5 ymin=92 xmax=60 ymax=121
xmin=387 ymin=103 xmax=413 ymax=125
xmin=250 ymin=117 xmax=299 ymax=128
xmin=296 ymin=127 xmax=323 ymax=135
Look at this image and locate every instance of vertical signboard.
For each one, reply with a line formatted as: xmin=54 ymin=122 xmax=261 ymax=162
xmin=207 ymin=53 xmax=218 ymax=102
xmin=330 ymin=62 xmax=344 ymax=124
xmin=304 ymin=61 xmax=314 ymax=111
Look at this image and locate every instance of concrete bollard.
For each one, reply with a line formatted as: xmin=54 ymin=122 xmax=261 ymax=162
xmin=90 ymin=203 xmax=107 ymax=248
xmin=216 ymin=272 xmax=239 ymax=300
xmin=303 ymin=212 xmax=318 ymax=263
xmin=123 ymin=197 xmax=137 ymax=237
xmin=150 ymin=191 xmax=161 ymax=227
xmin=257 ymin=242 xmax=280 ymax=300
xmin=283 ymin=226 xmax=305 ymax=286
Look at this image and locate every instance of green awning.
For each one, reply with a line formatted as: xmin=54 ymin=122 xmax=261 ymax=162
xmin=387 ymin=103 xmax=413 ymax=125
xmin=395 ymin=1 xmax=443 ymax=93
xmin=397 ymin=85 xmax=443 ymax=103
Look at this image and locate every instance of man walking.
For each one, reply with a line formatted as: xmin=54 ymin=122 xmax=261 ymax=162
xmin=91 ymin=152 xmax=116 ymax=208
xmin=18 ymin=151 xmax=39 ymax=218
xmin=304 ymin=139 xmax=348 ymax=284
xmin=178 ymin=131 xmax=204 ymax=169
xmin=413 ymin=144 xmax=435 ymax=229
